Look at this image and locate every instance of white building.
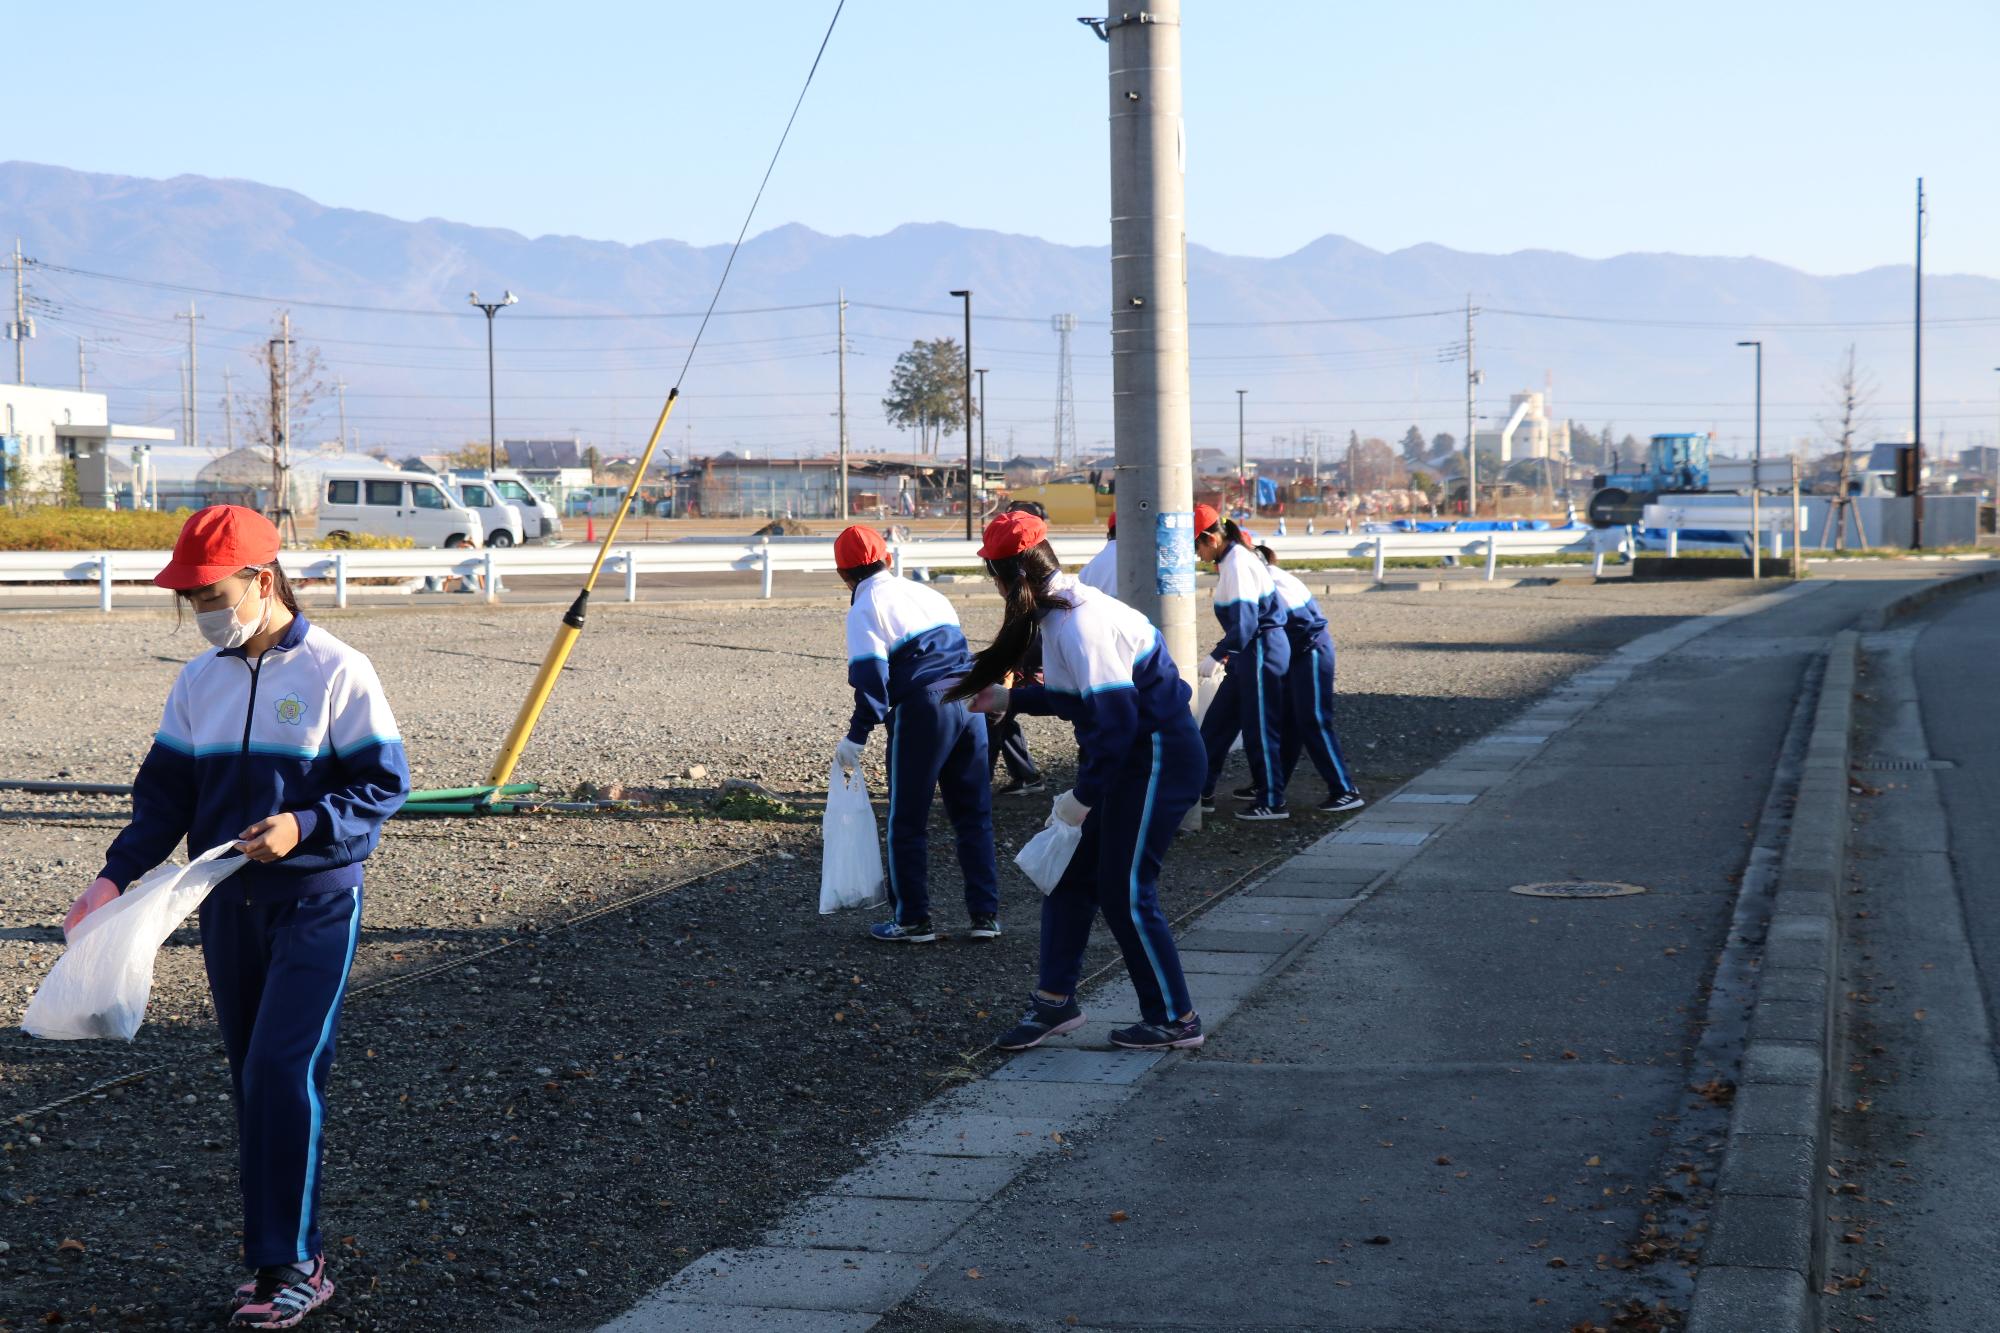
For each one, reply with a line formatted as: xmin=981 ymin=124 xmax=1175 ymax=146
xmin=1474 ymin=390 xmax=1571 ymax=463
xmin=0 ymin=384 xmax=175 ymax=505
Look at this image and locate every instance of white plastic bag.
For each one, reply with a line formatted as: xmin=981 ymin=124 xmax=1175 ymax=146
xmin=819 ymin=763 xmax=886 ymax=914
xmin=1193 ymin=672 xmax=1244 ymax=755
xmin=1014 ymin=816 xmax=1084 ymax=897
xmin=23 ymin=843 xmax=247 ymax=1042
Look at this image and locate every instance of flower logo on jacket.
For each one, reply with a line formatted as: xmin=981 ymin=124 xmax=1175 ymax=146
xmin=274 ymin=692 xmax=307 ymax=726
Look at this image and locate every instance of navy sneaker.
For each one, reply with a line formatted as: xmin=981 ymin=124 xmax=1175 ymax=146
xmin=869 ymin=919 xmax=937 ymax=944
xmin=1319 ymin=791 xmax=1366 ymax=814
xmin=995 ymin=994 xmax=1086 ymax=1051
xmin=997 ymin=777 xmax=1047 ymax=797
xmin=1110 ymin=1014 xmax=1205 ymax=1050
xmin=1234 ymin=804 xmax=1290 ymax=822
xmin=967 ymin=915 xmax=1003 ymax=940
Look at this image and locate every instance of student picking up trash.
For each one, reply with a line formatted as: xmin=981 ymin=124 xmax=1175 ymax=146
xmin=62 ymin=505 xmax=409 ymax=1329
xmin=952 ymin=509 xmax=1206 ymax=1052
xmin=1256 ymin=544 xmax=1365 ymax=813
xmin=833 ymin=524 xmax=1001 ymax=943
xmin=1191 ymin=503 xmax=1293 ymax=820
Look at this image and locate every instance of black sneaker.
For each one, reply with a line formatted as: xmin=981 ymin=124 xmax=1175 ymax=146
xmin=1198 ymin=794 xmax=1217 ymax=814
xmin=967 ymin=915 xmax=1002 ymax=940
xmin=1235 ymin=804 xmax=1290 ymax=822
xmin=1109 ymin=1014 xmax=1205 ymax=1050
xmin=997 ymin=777 xmax=1047 ymax=797
xmin=1232 ymin=785 xmax=1260 ymax=801
xmin=869 ymin=919 xmax=938 ymax=943
xmin=995 ymin=994 xmax=1086 ymax=1051
xmin=1319 ymin=792 xmax=1366 ymax=814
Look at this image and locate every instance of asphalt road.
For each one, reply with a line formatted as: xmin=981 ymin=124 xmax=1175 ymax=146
xmin=1826 ymin=581 xmax=2000 ymax=1332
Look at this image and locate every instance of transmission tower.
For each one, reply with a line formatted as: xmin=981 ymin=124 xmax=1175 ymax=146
xmin=1051 ymin=313 xmax=1077 ymax=473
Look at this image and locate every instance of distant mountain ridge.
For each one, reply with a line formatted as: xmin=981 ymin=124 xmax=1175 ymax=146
xmin=6 ymin=161 xmax=1996 ymax=457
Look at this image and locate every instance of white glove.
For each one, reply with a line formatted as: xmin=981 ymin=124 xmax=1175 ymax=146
xmin=970 ymin=684 xmax=1011 ymax=715
xmin=1052 ymin=789 xmax=1090 ymax=827
xmin=1199 ymin=654 xmax=1226 ymax=680
xmin=835 ymin=737 xmax=865 ymax=774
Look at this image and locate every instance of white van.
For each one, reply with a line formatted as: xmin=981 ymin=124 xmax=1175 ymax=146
xmin=448 ymin=477 xmax=526 ymax=547
xmin=319 ymin=470 xmax=486 ymax=548
xmin=448 ymin=469 xmax=564 ymax=543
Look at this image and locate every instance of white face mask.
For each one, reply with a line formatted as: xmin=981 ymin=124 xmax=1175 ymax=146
xmin=196 ymin=573 xmax=270 ymax=650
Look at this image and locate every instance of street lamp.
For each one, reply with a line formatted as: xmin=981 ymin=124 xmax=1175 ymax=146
xmin=975 ymin=367 xmax=989 ymax=518
xmin=470 ymin=290 xmax=518 ymax=472
xmin=1737 ymin=339 xmax=1763 ymax=578
xmin=950 ymin=290 xmax=974 ymax=539
xmin=1236 ymin=388 xmax=1247 ymax=514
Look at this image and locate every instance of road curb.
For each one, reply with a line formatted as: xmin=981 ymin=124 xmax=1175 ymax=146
xmin=1854 ymin=563 xmax=2000 ymax=631
xmin=1686 ymin=632 xmax=1856 ymax=1333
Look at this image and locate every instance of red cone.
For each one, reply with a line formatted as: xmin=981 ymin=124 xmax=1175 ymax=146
xmin=586 ymin=516 xmax=596 ymax=543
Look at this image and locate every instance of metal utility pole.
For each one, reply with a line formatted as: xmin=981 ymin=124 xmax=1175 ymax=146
xmin=8 ymin=238 xmax=33 ymax=384
xmin=1052 ymin=313 xmax=1077 ymax=473
xmin=469 ymin=290 xmax=517 ymax=472
xmin=1911 ymin=178 xmax=1926 ymax=549
xmin=1087 ymin=2 xmax=1197 ymax=675
xmin=1738 ymin=339 xmax=1763 ymax=579
xmin=1464 ymin=296 xmax=1480 ymax=517
xmin=976 ymin=367 xmax=989 ymax=515
xmin=837 ymin=288 xmax=849 ymax=519
xmin=950 ymin=290 xmax=974 ymax=539
xmin=175 ymin=303 xmax=202 ymax=451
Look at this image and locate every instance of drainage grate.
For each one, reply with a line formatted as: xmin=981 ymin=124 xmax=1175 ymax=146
xmin=1858 ymin=759 xmax=1957 ymax=771
xmin=1508 ymin=881 xmax=1648 ymax=899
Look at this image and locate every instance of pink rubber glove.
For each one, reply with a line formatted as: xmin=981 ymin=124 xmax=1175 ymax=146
xmin=64 ymin=877 xmax=120 ymax=941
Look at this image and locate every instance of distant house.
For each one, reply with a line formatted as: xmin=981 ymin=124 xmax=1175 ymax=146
xmin=502 ymin=438 xmax=593 ymax=499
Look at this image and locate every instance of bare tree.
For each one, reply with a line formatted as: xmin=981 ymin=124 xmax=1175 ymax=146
xmin=232 ymin=313 xmax=329 ymax=458
xmin=1818 ymin=344 xmax=1874 ymax=551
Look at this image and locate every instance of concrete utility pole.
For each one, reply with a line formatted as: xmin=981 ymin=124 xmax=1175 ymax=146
xmin=1088 ymin=1 xmax=1196 ymax=675
xmin=8 ymin=238 xmax=32 ymax=384
xmin=1911 ymin=177 xmax=1926 ymax=549
xmin=1236 ymin=388 xmax=1246 ymax=509
xmin=837 ymin=289 xmax=849 ymax=519
xmin=1738 ymin=339 xmax=1763 ymax=579
xmin=335 ymin=376 xmax=349 ymax=453
xmin=976 ymin=366 xmax=989 ymax=515
xmin=951 ymin=290 xmax=974 ymax=538
xmin=175 ymin=303 xmax=202 ymax=451
xmin=1464 ymin=296 xmax=1480 ymax=517
xmin=222 ymin=368 xmax=235 ymax=453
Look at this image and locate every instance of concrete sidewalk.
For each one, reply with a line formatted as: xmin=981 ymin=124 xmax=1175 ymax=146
xmin=601 ymin=574 xmax=1962 ymax=1333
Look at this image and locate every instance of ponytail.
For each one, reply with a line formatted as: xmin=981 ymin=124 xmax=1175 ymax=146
xmin=1219 ymin=519 xmax=1254 ymax=554
xmin=944 ymin=541 xmax=1073 ymax=703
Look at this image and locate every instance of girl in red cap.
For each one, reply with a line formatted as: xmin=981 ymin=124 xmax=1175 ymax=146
xmin=949 ymin=510 xmax=1206 ymax=1051
xmin=63 ymin=505 xmax=410 ymax=1327
xmin=1190 ymin=502 xmax=1293 ymax=820
xmin=832 ymin=524 xmax=1000 ymax=942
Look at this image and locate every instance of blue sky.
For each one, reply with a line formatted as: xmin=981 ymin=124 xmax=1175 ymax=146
xmin=14 ymin=1 xmax=1998 ymax=278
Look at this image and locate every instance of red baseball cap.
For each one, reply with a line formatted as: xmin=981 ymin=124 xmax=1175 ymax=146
xmin=155 ymin=505 xmax=281 ymax=591
xmin=833 ymin=525 xmax=888 ymax=570
xmin=1106 ymin=510 xmax=1117 ymax=535
xmin=978 ymin=510 xmax=1048 ymax=560
xmin=1193 ymin=502 xmax=1221 ymax=534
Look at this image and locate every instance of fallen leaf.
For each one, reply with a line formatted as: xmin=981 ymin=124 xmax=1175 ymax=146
xmin=1913 ymin=1009 xmax=1927 ymax=1021
xmin=1434 ymin=1155 xmax=1453 ymax=1166
xmin=1364 ymin=1235 xmax=1392 ymax=1246
xmin=1548 ymin=1256 xmax=1568 ymax=1268
xmin=1108 ymin=1210 xmax=1129 ymax=1224
xmin=56 ymin=1239 xmax=84 ymax=1254
xmin=1586 ymin=1155 xmax=1602 ymax=1167
xmin=965 ymin=1267 xmax=983 ymax=1279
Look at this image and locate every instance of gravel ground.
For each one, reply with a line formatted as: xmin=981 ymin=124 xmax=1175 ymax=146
xmin=0 ymin=578 xmax=1760 ymax=1331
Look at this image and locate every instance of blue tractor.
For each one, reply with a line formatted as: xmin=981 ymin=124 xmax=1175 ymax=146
xmin=1588 ymin=432 xmax=1712 ymax=528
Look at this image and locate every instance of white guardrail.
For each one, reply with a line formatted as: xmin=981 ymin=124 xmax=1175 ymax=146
xmin=0 ymin=527 xmax=1629 ymax=612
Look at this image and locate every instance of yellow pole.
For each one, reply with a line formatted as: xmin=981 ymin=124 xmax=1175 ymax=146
xmin=486 ymin=389 xmax=681 ymax=788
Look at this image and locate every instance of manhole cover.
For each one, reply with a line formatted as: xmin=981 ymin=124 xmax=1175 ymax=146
xmin=1508 ymin=881 xmax=1648 ymax=899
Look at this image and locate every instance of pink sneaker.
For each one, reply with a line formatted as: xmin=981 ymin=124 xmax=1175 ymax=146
xmin=230 ymin=1255 xmax=334 ymax=1328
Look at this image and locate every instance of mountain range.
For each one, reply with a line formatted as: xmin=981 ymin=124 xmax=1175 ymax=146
xmin=5 ymin=161 xmax=1997 ymax=461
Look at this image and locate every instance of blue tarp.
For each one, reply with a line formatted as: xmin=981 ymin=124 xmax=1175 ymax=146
xmin=1255 ymin=477 xmax=1279 ymax=507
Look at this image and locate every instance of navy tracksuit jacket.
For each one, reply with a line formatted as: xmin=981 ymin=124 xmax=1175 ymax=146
xmin=1198 ymin=542 xmax=1292 ymax=806
xmin=1268 ymin=564 xmax=1360 ymax=798
xmin=844 ymin=572 xmax=999 ymax=925
xmin=99 ymin=614 xmax=409 ymax=1269
xmin=1009 ymin=573 xmax=1200 ymax=1026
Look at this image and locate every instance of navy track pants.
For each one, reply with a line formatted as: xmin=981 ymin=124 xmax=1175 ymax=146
xmin=1278 ymin=631 xmax=1360 ymax=797
xmin=1198 ymin=633 xmax=1291 ymax=807
xmin=199 ymin=883 xmax=362 ymax=1270
xmin=885 ymin=686 xmax=1000 ymax=925
xmin=1037 ymin=717 xmax=1202 ymax=1025
xmin=985 ymin=712 xmax=1040 ymax=783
